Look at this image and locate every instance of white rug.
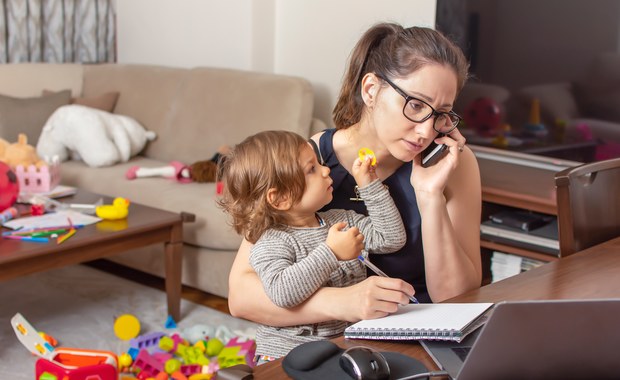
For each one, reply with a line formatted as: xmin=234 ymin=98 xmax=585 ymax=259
xmin=0 ymin=264 xmax=257 ymax=379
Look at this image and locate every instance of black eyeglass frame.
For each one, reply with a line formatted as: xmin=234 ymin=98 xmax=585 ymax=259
xmin=377 ymin=74 xmax=462 ymax=134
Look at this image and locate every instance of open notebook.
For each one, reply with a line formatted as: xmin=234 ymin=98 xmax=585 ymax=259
xmin=344 ymin=303 xmax=494 ymax=343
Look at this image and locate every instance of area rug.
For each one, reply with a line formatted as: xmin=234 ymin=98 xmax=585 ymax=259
xmin=0 ymin=264 xmax=257 ymax=379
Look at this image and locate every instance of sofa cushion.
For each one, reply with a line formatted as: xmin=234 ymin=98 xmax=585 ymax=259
xmin=44 ymin=89 xmax=120 ymax=112
xmin=60 ymin=157 xmax=244 ymax=251
xmin=516 ymin=82 xmax=580 ymax=123
xmin=0 ymin=63 xmax=83 ymax=98
xmin=148 ymin=67 xmax=315 ymax=164
xmin=0 ymin=90 xmax=72 ymax=145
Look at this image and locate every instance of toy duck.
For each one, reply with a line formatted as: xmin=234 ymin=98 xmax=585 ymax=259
xmin=96 ymin=197 xmax=130 ymax=220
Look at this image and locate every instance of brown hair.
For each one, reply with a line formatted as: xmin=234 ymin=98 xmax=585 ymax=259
xmin=333 ymin=23 xmax=470 ymax=129
xmin=217 ymin=130 xmax=308 ymax=243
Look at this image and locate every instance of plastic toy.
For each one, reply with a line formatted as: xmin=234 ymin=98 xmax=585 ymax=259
xmin=358 ymin=147 xmax=377 ymax=166
xmin=523 ymin=98 xmax=549 ymax=137
xmin=96 ymin=197 xmax=130 ymax=220
xmin=11 ymin=313 xmax=118 ymax=380
xmin=114 ymin=313 xmax=141 ymax=340
xmin=125 ymin=145 xmax=230 ymax=183
xmin=0 ymin=161 xmax=19 ymax=211
xmin=217 ymin=337 xmax=256 ymax=369
xmin=464 ymin=97 xmax=502 ymax=137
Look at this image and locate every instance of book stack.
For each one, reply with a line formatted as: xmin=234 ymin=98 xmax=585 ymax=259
xmin=491 ymin=251 xmax=545 ymax=282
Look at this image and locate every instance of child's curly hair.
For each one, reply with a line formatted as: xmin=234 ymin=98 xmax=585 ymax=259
xmin=217 ymin=130 xmax=308 ymax=243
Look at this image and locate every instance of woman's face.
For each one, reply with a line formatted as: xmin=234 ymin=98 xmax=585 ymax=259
xmin=371 ymin=64 xmax=459 ymax=163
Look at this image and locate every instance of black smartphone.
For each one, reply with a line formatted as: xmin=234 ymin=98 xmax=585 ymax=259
xmin=421 ymin=139 xmax=448 ymax=167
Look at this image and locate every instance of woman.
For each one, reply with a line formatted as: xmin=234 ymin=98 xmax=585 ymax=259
xmin=228 ymin=22 xmax=482 ymax=326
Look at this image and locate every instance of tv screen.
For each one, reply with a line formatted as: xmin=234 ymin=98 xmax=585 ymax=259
xmin=437 ymin=0 xmax=620 ymax=163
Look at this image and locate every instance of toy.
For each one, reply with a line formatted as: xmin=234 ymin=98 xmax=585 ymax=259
xmin=96 ymin=197 xmax=130 ymax=220
xmin=37 ymin=104 xmax=157 ymax=168
xmin=114 ymin=313 xmax=141 ymax=340
xmin=0 ymin=133 xmax=46 ymax=168
xmin=358 ymin=147 xmax=377 ymax=166
xmin=125 ymin=145 xmax=230 ymax=183
xmin=523 ymin=98 xmax=549 ymax=137
xmin=464 ymin=97 xmax=502 ymax=137
xmin=0 ymin=161 xmax=19 ymax=211
xmin=12 ymin=313 xmax=118 ymax=380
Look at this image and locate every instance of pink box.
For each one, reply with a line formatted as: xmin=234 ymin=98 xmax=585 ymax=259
xmin=14 ymin=163 xmax=60 ymax=193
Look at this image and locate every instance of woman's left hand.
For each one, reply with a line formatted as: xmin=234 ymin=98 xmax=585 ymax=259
xmin=410 ymin=129 xmax=466 ymax=194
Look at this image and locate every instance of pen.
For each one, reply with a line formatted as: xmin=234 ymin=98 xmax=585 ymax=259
xmin=358 ymin=254 xmax=419 ymax=304
xmin=2 ymin=235 xmax=49 ymax=243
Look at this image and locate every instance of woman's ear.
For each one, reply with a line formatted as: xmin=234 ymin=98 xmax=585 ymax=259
xmin=361 ymin=72 xmax=381 ymax=108
xmin=267 ymin=188 xmax=292 ymax=211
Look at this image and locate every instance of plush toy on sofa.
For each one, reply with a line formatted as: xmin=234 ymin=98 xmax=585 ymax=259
xmin=0 ymin=134 xmax=47 ymax=168
xmin=125 ymin=145 xmax=230 ymax=183
xmin=36 ymin=105 xmax=157 ymax=168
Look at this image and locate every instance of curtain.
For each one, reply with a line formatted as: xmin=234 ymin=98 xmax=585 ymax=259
xmin=0 ymin=0 xmax=115 ymax=63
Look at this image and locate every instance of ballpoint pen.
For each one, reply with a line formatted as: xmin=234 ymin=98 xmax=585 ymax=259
xmin=358 ymin=254 xmax=419 ymax=304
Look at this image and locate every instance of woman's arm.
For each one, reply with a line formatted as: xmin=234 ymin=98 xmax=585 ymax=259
xmin=228 ymin=239 xmax=415 ymax=325
xmin=413 ymin=144 xmax=483 ymax=302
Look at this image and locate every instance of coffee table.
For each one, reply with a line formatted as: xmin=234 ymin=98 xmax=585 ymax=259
xmin=0 ymin=190 xmax=184 ymax=321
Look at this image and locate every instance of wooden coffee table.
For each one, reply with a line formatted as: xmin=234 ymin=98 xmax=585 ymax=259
xmin=0 ymin=190 xmax=184 ymax=320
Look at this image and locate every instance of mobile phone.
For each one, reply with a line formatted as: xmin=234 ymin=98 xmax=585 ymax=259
xmin=421 ymin=141 xmax=448 ymax=167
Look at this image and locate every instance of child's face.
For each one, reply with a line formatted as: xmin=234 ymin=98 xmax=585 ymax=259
xmin=294 ymin=143 xmax=333 ymax=214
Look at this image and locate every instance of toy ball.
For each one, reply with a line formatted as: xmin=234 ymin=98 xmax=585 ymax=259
xmin=464 ymin=97 xmax=502 ymax=137
xmin=113 ymin=314 xmax=141 ymax=341
xmin=0 ymin=162 xmax=20 ymax=211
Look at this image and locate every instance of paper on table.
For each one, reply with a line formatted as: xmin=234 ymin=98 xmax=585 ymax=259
xmin=2 ymin=210 xmax=102 ymax=230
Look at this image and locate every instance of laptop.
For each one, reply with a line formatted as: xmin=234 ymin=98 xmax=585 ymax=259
xmin=420 ymin=299 xmax=620 ymax=380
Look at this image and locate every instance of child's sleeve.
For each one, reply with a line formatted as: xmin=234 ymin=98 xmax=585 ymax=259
xmin=354 ymin=179 xmax=406 ymax=253
xmin=250 ymin=232 xmax=340 ymax=308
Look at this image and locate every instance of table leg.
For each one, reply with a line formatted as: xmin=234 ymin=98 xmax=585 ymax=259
xmin=165 ymin=222 xmax=183 ymax=321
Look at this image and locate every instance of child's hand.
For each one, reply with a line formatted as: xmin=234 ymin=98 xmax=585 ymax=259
xmin=351 ymin=156 xmax=377 ymax=187
xmin=326 ymin=222 xmax=364 ymax=261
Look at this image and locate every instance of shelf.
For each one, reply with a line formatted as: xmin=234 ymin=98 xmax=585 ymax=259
xmin=480 ymin=240 xmax=558 ymax=263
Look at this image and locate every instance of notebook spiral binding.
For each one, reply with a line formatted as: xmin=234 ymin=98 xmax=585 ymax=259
xmin=344 ymin=327 xmax=462 ymax=341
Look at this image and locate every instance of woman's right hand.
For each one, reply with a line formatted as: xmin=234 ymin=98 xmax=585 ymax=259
xmin=328 ymin=275 xmax=416 ymax=321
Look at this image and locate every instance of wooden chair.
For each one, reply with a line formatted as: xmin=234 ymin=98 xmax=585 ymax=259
xmin=555 ymin=157 xmax=620 ymax=256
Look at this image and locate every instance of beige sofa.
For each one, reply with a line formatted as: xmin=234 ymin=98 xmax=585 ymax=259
xmin=0 ymin=63 xmax=325 ymax=298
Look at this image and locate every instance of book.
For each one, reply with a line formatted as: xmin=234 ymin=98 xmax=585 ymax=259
xmin=480 ymin=218 xmax=559 ymax=255
xmin=344 ymin=303 xmax=494 ymax=343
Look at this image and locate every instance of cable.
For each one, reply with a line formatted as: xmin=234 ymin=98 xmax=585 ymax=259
xmin=395 ymin=370 xmax=451 ymax=380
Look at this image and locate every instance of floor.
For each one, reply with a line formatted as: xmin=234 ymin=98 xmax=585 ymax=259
xmin=86 ymin=259 xmax=231 ymax=315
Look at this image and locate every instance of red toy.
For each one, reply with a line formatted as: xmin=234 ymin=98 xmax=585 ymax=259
xmin=464 ymin=97 xmax=502 ymax=137
xmin=0 ymin=161 xmax=19 ymax=211
xmin=12 ymin=313 xmax=118 ymax=380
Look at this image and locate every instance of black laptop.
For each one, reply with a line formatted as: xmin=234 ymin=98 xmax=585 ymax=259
xmin=420 ymin=299 xmax=620 ymax=380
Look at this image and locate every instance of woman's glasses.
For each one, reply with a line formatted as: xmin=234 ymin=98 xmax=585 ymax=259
xmin=378 ymin=74 xmax=461 ymax=134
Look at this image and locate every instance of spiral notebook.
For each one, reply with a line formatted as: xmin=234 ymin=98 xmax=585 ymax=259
xmin=344 ymin=303 xmax=494 ymax=343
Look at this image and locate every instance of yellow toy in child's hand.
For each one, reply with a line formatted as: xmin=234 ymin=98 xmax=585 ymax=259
xmin=358 ymin=148 xmax=377 ymax=166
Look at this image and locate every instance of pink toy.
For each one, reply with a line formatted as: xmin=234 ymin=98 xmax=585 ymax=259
xmin=0 ymin=161 xmax=19 ymax=211
xmin=133 ymin=349 xmax=165 ymax=377
xmin=217 ymin=337 xmax=256 ymax=369
xmin=15 ymin=162 xmax=61 ymax=193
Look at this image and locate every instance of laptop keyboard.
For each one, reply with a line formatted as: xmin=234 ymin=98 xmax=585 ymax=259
xmin=451 ymin=346 xmax=472 ymax=362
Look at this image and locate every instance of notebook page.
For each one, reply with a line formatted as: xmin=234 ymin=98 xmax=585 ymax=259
xmin=347 ymin=303 xmax=494 ymax=331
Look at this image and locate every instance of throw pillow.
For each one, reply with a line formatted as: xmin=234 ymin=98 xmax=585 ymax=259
xmin=0 ymin=90 xmax=72 ymax=146
xmin=43 ymin=89 xmax=120 ymax=112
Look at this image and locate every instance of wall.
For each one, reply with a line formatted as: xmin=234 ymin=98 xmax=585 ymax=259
xmin=116 ymin=0 xmax=436 ymax=127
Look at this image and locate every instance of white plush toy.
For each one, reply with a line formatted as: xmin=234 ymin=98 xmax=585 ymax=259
xmin=37 ymin=105 xmax=157 ymax=168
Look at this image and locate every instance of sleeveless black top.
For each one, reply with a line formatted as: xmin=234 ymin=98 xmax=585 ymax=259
xmin=318 ymin=129 xmax=430 ymax=303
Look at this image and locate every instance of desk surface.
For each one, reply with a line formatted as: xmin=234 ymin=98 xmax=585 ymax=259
xmin=254 ymin=236 xmax=620 ymax=379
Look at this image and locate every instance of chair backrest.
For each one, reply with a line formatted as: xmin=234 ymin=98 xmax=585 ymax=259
xmin=555 ymin=157 xmax=620 ymax=256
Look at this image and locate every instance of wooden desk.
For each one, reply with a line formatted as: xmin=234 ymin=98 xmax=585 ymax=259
xmin=254 ymin=236 xmax=620 ymax=379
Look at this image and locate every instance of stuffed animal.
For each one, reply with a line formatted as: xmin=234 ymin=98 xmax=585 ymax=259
xmin=125 ymin=145 xmax=230 ymax=183
xmin=0 ymin=134 xmax=47 ymax=168
xmin=36 ymin=104 xmax=157 ymax=168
